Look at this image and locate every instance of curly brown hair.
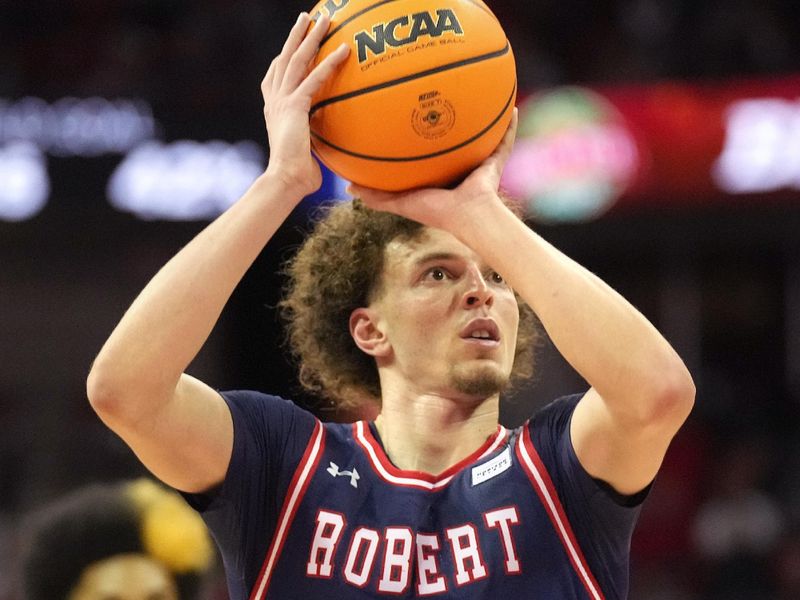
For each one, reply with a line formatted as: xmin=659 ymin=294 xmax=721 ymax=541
xmin=279 ymin=200 xmax=540 ymax=408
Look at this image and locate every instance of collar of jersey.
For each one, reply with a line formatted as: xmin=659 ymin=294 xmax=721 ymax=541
xmin=352 ymin=421 xmax=509 ymax=491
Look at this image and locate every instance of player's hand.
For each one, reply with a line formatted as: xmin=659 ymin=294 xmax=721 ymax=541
xmin=348 ymin=108 xmax=519 ymax=232
xmin=262 ymin=13 xmax=349 ymax=197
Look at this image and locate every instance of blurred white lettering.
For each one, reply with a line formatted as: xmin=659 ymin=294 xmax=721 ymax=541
xmin=0 ymin=96 xmax=157 ymax=157
xmin=0 ymin=142 xmax=50 ymax=221
xmin=713 ymin=98 xmax=800 ymax=193
xmin=107 ymin=140 xmax=265 ymax=220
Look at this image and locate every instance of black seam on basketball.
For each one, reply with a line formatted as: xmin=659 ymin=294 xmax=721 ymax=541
xmin=311 ymin=80 xmax=516 ymax=162
xmin=310 ymin=42 xmax=510 ymax=116
xmin=319 ymin=0 xmax=400 ymax=50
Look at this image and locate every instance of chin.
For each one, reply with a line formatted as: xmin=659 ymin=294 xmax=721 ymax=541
xmin=449 ymin=363 xmax=510 ymax=398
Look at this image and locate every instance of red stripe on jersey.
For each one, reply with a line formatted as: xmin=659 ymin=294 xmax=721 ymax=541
xmin=516 ymin=424 xmax=606 ymax=600
xmin=250 ymin=420 xmax=326 ymax=600
xmin=354 ymin=421 xmax=508 ymax=490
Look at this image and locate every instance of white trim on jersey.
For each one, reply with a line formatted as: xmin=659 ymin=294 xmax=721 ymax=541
xmin=251 ymin=420 xmax=326 ymax=600
xmin=517 ymin=425 xmax=606 ymax=600
xmin=354 ymin=421 xmax=508 ymax=491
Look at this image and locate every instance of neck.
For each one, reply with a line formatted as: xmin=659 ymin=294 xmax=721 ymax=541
xmin=374 ymin=389 xmax=500 ymax=475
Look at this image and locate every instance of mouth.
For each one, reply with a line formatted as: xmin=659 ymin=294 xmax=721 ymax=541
xmin=459 ymin=318 xmax=501 ymax=346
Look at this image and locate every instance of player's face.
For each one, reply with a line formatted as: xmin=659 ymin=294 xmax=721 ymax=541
xmin=68 ymin=553 xmax=179 ymax=600
xmin=372 ymin=227 xmax=519 ymax=400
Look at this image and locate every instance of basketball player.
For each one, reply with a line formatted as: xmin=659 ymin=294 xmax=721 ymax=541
xmin=87 ymin=12 xmax=695 ymax=599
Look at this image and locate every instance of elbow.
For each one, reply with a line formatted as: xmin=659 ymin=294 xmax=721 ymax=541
xmin=86 ymin=364 xmax=116 ymax=418
xmin=86 ymin=360 xmax=130 ymax=423
xmin=647 ymin=362 xmax=696 ymax=428
xmin=87 ymin=358 xmax=175 ymax=429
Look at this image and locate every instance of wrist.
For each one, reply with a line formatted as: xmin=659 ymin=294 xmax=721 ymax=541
xmin=454 ymin=193 xmax=536 ymax=263
xmin=230 ymin=172 xmax=302 ymax=222
xmin=449 ymin=192 xmax=512 ymax=237
xmin=264 ymin=160 xmax=320 ymax=199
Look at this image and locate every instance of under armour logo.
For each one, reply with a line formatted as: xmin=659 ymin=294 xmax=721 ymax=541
xmin=327 ymin=462 xmax=360 ymax=488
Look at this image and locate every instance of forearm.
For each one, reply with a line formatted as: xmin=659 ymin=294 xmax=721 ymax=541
xmin=457 ymin=198 xmax=693 ymax=419
xmin=88 ymin=171 xmax=303 ymax=413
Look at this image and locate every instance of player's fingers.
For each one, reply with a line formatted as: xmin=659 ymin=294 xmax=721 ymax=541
xmin=484 ymin=107 xmax=518 ymax=176
xmin=494 ymin=107 xmax=519 ymax=159
xmin=261 ymin=59 xmax=277 ymax=98
xmin=295 ymin=42 xmax=349 ymax=99
xmin=504 ymin=107 xmax=519 ymax=148
xmin=272 ymin=12 xmax=312 ymax=89
xmin=281 ymin=14 xmax=333 ymax=92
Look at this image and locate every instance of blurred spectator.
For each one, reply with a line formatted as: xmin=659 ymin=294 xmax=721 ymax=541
xmin=770 ymin=529 xmax=800 ymax=600
xmin=691 ymin=436 xmax=785 ymax=599
xmin=626 ymin=420 xmax=708 ymax=599
xmin=19 ymin=479 xmax=214 ymax=600
xmin=776 ymin=435 xmax=800 ymax=525
xmin=632 ymin=421 xmax=709 ymax=566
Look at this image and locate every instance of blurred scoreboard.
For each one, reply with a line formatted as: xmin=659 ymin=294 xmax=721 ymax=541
xmin=0 ymin=96 xmax=345 ymax=223
xmin=2 ymin=75 xmax=800 ymax=224
xmin=504 ymin=75 xmax=800 ymax=222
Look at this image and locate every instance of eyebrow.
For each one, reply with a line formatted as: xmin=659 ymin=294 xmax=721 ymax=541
xmin=413 ymin=252 xmax=461 ymax=267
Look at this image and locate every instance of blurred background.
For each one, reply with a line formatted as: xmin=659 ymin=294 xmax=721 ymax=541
xmin=1 ymin=1 xmax=799 ymax=598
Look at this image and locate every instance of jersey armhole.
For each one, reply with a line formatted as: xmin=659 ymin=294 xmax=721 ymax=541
xmin=566 ymin=408 xmax=652 ymax=508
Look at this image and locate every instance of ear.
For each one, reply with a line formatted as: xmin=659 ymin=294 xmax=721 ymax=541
xmin=349 ymin=307 xmax=390 ymax=358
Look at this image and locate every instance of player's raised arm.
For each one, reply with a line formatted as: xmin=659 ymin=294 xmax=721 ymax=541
xmin=86 ymin=14 xmax=350 ymax=494
xmin=350 ymin=109 xmax=695 ymax=496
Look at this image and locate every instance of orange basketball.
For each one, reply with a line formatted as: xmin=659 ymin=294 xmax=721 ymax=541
xmin=307 ymin=0 xmax=516 ymax=191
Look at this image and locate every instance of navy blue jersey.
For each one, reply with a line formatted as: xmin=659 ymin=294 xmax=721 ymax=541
xmin=185 ymin=391 xmax=645 ymax=599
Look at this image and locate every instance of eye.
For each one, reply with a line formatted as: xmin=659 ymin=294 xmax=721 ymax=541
xmin=489 ymin=271 xmax=505 ymax=285
xmin=425 ymin=267 xmax=449 ymax=281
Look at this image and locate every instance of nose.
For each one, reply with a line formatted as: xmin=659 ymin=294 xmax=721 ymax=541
xmin=461 ymin=266 xmax=493 ymax=309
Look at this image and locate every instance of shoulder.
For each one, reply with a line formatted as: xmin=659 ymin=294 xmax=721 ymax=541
xmin=220 ymin=389 xmax=314 ymax=419
xmin=220 ymin=389 xmax=303 ymax=411
xmin=184 ymin=392 xmax=319 ymax=509
xmin=219 ymin=389 xmax=318 ymax=447
xmin=526 ymin=393 xmax=584 ymax=437
xmin=520 ymin=391 xmax=650 ymax=510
